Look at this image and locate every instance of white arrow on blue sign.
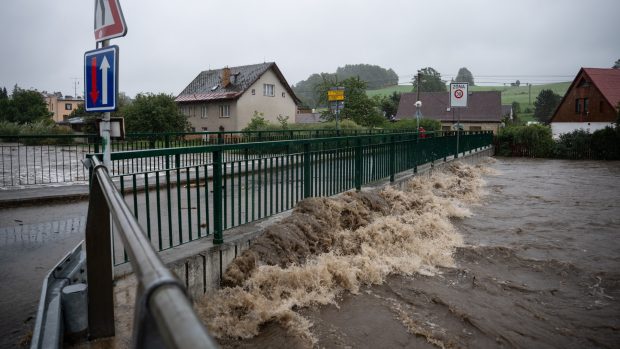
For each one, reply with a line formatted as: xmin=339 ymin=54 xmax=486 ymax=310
xmin=84 ymin=46 xmax=119 ymax=112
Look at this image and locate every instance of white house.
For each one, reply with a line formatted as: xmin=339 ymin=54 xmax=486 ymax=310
xmin=175 ymin=62 xmax=300 ymax=132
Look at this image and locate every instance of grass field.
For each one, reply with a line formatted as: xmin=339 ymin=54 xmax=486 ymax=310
xmin=367 ymin=82 xmax=571 ymax=110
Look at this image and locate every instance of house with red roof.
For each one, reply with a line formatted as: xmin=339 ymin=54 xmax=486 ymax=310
xmin=396 ymin=91 xmax=503 ymax=134
xmin=550 ymin=68 xmax=620 ymax=138
xmin=176 ymin=62 xmax=300 ymax=131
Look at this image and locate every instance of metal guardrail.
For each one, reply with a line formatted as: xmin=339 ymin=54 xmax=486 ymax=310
xmin=30 ymin=155 xmax=218 ymax=348
xmin=87 ymin=131 xmax=493 ymax=265
xmin=30 ymin=243 xmax=86 ymax=349
xmin=0 ymin=129 xmax=418 ymax=187
xmin=83 ymin=155 xmax=217 ymax=348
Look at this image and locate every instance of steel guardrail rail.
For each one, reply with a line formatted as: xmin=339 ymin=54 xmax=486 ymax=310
xmin=86 ymin=156 xmax=218 ymax=348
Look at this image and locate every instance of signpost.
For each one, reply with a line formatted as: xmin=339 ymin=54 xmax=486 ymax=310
xmin=86 ymin=0 xmax=127 ymax=169
xmin=450 ymin=82 xmax=468 ymax=158
xmin=328 ymin=87 xmax=345 ymax=131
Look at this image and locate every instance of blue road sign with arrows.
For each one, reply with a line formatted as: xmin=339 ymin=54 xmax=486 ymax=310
xmin=84 ymin=46 xmax=119 ymax=112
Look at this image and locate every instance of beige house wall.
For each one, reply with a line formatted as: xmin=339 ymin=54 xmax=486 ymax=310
xmin=45 ymin=95 xmax=83 ymax=123
xmin=183 ymin=102 xmax=238 ymax=132
xmin=236 ymin=69 xmax=297 ymax=129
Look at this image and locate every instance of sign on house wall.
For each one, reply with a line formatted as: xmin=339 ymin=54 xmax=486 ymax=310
xmin=450 ymin=82 xmax=468 ymax=108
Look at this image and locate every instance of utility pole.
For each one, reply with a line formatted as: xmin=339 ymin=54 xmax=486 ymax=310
xmin=416 ymin=70 xmax=421 ymax=131
xmin=528 ymin=83 xmax=532 ymax=106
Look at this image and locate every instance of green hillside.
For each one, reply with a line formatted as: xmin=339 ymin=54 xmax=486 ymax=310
xmin=367 ymin=82 xmax=571 ymax=108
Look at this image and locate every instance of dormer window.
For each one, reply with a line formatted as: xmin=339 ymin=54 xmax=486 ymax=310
xmin=577 ymin=78 xmax=590 ymax=88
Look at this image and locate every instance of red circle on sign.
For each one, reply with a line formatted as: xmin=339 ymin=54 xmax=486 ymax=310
xmin=454 ymin=89 xmax=464 ymax=99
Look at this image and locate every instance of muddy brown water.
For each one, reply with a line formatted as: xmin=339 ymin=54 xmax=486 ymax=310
xmin=207 ymin=158 xmax=620 ymax=349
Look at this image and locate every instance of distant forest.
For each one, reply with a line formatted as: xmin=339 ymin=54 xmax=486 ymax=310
xmin=293 ymin=64 xmax=399 ymax=108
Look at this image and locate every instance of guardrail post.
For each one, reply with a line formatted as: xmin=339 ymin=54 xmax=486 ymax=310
xmin=303 ymin=143 xmax=312 ymax=198
xmin=413 ymin=133 xmax=418 ymax=173
xmin=355 ymin=138 xmax=362 ymax=191
xmin=94 ymin=135 xmax=100 ymax=154
xmin=164 ymin=134 xmax=170 ymax=169
xmin=389 ymin=135 xmax=396 ymax=182
xmin=213 ymin=149 xmax=223 ymax=244
xmin=85 ymin=167 xmax=115 ymax=339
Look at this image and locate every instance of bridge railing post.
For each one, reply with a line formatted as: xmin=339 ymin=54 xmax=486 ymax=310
xmin=84 ymin=160 xmax=115 ymax=339
xmin=303 ymin=143 xmax=312 ymax=198
xmin=213 ymin=149 xmax=223 ymax=244
xmin=355 ymin=138 xmax=363 ymax=191
xmin=389 ymin=135 xmax=396 ymax=182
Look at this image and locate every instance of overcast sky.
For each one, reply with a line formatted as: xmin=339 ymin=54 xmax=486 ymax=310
xmin=1 ymin=0 xmax=618 ymax=98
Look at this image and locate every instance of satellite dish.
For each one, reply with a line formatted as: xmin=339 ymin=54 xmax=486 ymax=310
xmin=211 ymin=85 xmax=219 ymax=91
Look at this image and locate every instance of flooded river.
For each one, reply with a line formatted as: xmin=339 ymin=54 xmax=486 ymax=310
xmin=205 ymin=158 xmax=620 ymax=348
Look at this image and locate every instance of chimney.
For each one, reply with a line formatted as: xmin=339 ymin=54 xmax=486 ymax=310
xmin=221 ymin=67 xmax=231 ymax=87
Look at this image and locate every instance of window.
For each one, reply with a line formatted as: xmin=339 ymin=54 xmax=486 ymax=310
xmin=219 ymin=104 xmax=230 ymax=117
xmin=575 ymin=99 xmax=581 ymax=114
xmin=583 ymin=98 xmax=589 ymax=113
xmin=263 ymin=84 xmax=275 ymax=97
xmin=65 ymin=103 xmax=72 ymax=111
xmin=282 ymin=92 xmax=286 ymax=98
xmin=201 ymin=105 xmax=208 ymax=119
xmin=180 ymin=105 xmax=188 ymax=116
xmin=469 ymin=126 xmax=482 ymax=131
xmin=251 ymin=89 xmax=255 ymax=95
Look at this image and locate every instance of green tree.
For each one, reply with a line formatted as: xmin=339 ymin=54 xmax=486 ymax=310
xmin=293 ymin=73 xmax=337 ymax=108
xmin=322 ymin=77 xmax=385 ymax=127
xmin=335 ymin=64 xmax=399 ymax=89
xmin=372 ymin=91 xmax=401 ymax=119
xmin=533 ymin=89 xmax=561 ymax=124
xmin=0 ymin=86 xmax=51 ymax=124
xmin=455 ymin=67 xmax=475 ymax=85
xmin=412 ymin=67 xmax=447 ymax=92
xmin=122 ymin=93 xmax=190 ymax=133
xmin=0 ymin=87 xmax=8 ymax=100
xmin=613 ymin=59 xmax=620 ymax=69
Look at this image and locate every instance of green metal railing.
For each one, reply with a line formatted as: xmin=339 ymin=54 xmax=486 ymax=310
xmin=87 ymin=131 xmax=493 ymax=265
xmin=1 ymin=129 xmax=418 ymax=187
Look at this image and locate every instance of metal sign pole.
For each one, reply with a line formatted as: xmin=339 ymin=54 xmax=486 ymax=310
xmin=100 ymin=39 xmax=112 ymax=169
xmin=456 ymin=108 xmax=460 ymax=159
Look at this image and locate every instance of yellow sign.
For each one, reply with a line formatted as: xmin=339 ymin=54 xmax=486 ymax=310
xmin=327 ymin=90 xmax=345 ymax=101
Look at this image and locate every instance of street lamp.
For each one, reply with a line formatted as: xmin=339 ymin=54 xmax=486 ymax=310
xmin=415 ymin=70 xmax=423 ymax=132
xmin=415 ymin=100 xmax=422 ymax=131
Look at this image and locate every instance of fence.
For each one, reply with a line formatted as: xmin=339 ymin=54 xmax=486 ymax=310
xmin=92 ymin=131 xmax=493 ymax=265
xmin=1 ymin=129 xmax=418 ymax=187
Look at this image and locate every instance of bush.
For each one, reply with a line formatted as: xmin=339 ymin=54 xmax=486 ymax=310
xmin=0 ymin=121 xmax=21 ymax=138
xmin=553 ymin=129 xmax=592 ymax=159
xmin=20 ymin=120 xmax=74 ymax=145
xmin=381 ymin=118 xmax=441 ymax=131
xmin=496 ymin=124 xmax=554 ymax=157
xmin=0 ymin=120 xmax=74 ymax=145
xmin=591 ymin=126 xmax=620 ymax=160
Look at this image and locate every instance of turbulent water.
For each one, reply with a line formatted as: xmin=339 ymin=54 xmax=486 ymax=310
xmin=197 ymin=158 xmax=620 ymax=349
